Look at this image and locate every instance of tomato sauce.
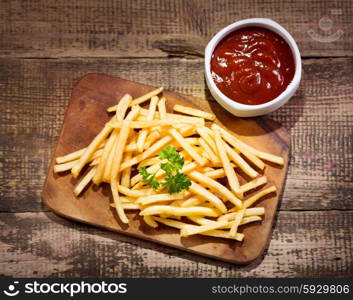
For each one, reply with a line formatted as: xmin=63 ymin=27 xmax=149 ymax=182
xmin=211 ymin=27 xmax=295 ymax=105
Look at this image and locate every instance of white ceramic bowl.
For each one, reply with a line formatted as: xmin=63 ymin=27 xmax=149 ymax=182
xmin=205 ymin=18 xmax=302 ymax=117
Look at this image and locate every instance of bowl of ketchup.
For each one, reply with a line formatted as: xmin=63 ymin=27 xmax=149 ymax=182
xmin=205 ymin=18 xmax=302 ymax=117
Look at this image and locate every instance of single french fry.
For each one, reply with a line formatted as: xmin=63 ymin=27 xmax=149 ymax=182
xmin=157 ymin=97 xmax=167 ymax=120
xmin=240 ymin=176 xmax=267 ymax=193
xmin=71 ymin=121 xmax=113 ymax=177
xmin=200 ymin=166 xmax=214 ymax=172
xmin=111 ymin=200 xmax=140 ymax=208
xmin=54 ymin=161 xmax=77 ymax=173
xmin=200 ymin=230 xmax=244 ymax=241
xmin=143 ymin=215 xmax=158 ymax=228
xmin=140 ymin=205 xmax=220 ymax=217
xmin=229 ymin=209 xmax=245 ymax=237
xmin=107 ymin=88 xmax=163 ymax=112
xmin=153 ymin=216 xmax=189 ymax=229
xmin=243 ymin=186 xmax=277 ymax=209
xmin=56 ymin=148 xmax=86 ymax=164
xmin=173 ymin=104 xmax=216 ymax=121
xmin=180 ymin=161 xmax=198 ymax=174
xmin=159 ymin=214 xmax=182 ymax=221
xmin=203 ymin=168 xmax=225 ymax=179
xmin=110 ymin=181 xmax=126 ymax=222
xmin=188 ymin=171 xmax=242 ymax=209
xmin=119 ymin=196 xmax=137 ymax=203
xmin=169 ymin=128 xmax=207 ymax=166
xmin=185 ymin=137 xmax=199 ymax=145
xmin=115 ymin=94 xmax=133 ymax=120
xmin=188 ymin=181 xmax=227 ymax=213
xmin=111 ymin=201 xmax=141 ymax=210
xmin=137 ymin=193 xmax=185 ymax=205
xmin=178 ymin=125 xmax=197 ymax=137
xmin=120 ymin=151 xmax=133 ymax=187
xmin=118 ymin=185 xmax=153 ymax=198
xmin=55 ymin=142 xmax=107 ymax=164
xmin=213 ymin=128 xmax=242 ymax=198
xmin=73 ymin=167 xmax=96 ymax=196
xmin=241 ymin=216 xmax=262 ymax=225
xmin=123 ymin=203 xmax=140 ymax=210
xmin=130 ymin=87 xmax=163 ymax=106
xmin=187 ymin=216 xmax=213 ymax=225
xmin=137 ymin=96 xmax=159 ymax=152
xmin=242 ymin=207 xmax=266 ymax=217
xmin=167 ymin=113 xmax=205 ymax=125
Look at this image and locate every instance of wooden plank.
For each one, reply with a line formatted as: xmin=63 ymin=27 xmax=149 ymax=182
xmin=0 ymin=57 xmax=352 ymax=212
xmin=0 ymin=211 xmax=352 ymax=277
xmin=0 ymin=0 xmax=352 ymax=58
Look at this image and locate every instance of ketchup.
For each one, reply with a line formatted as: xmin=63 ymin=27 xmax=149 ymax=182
xmin=211 ymin=27 xmax=295 ymax=105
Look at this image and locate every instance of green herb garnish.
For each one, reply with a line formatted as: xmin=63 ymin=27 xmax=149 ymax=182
xmin=138 ymin=166 xmax=160 ymax=189
xmin=138 ymin=146 xmax=191 ymax=193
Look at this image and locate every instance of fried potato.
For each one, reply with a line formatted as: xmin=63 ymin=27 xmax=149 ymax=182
xmin=56 ymin=86 xmax=284 ymax=241
xmin=173 ymin=104 xmax=216 ymax=121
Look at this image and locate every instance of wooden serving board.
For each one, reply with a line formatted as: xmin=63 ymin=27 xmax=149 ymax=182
xmin=42 ymin=73 xmax=290 ymax=264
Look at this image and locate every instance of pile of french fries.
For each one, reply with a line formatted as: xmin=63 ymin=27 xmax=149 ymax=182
xmin=54 ymin=87 xmax=284 ymax=241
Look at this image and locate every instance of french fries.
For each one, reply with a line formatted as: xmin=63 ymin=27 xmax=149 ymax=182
xmin=214 ymin=127 xmax=242 ymax=198
xmin=55 ymin=88 xmax=284 ymax=242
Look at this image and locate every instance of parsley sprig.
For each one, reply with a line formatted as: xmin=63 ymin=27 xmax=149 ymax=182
xmin=138 ymin=146 xmax=191 ymax=193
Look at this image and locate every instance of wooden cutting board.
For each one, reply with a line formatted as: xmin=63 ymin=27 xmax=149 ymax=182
xmin=42 ymin=73 xmax=290 ymax=264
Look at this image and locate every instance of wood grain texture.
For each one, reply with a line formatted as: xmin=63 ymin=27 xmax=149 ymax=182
xmin=0 ymin=0 xmax=352 ymax=277
xmin=0 ymin=0 xmax=352 ymax=58
xmin=42 ymin=73 xmax=289 ymax=264
xmin=0 ymin=211 xmax=352 ymax=277
xmin=1 ymin=58 xmax=352 ymax=212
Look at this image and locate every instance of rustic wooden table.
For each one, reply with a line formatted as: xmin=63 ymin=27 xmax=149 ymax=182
xmin=0 ymin=0 xmax=352 ymax=278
